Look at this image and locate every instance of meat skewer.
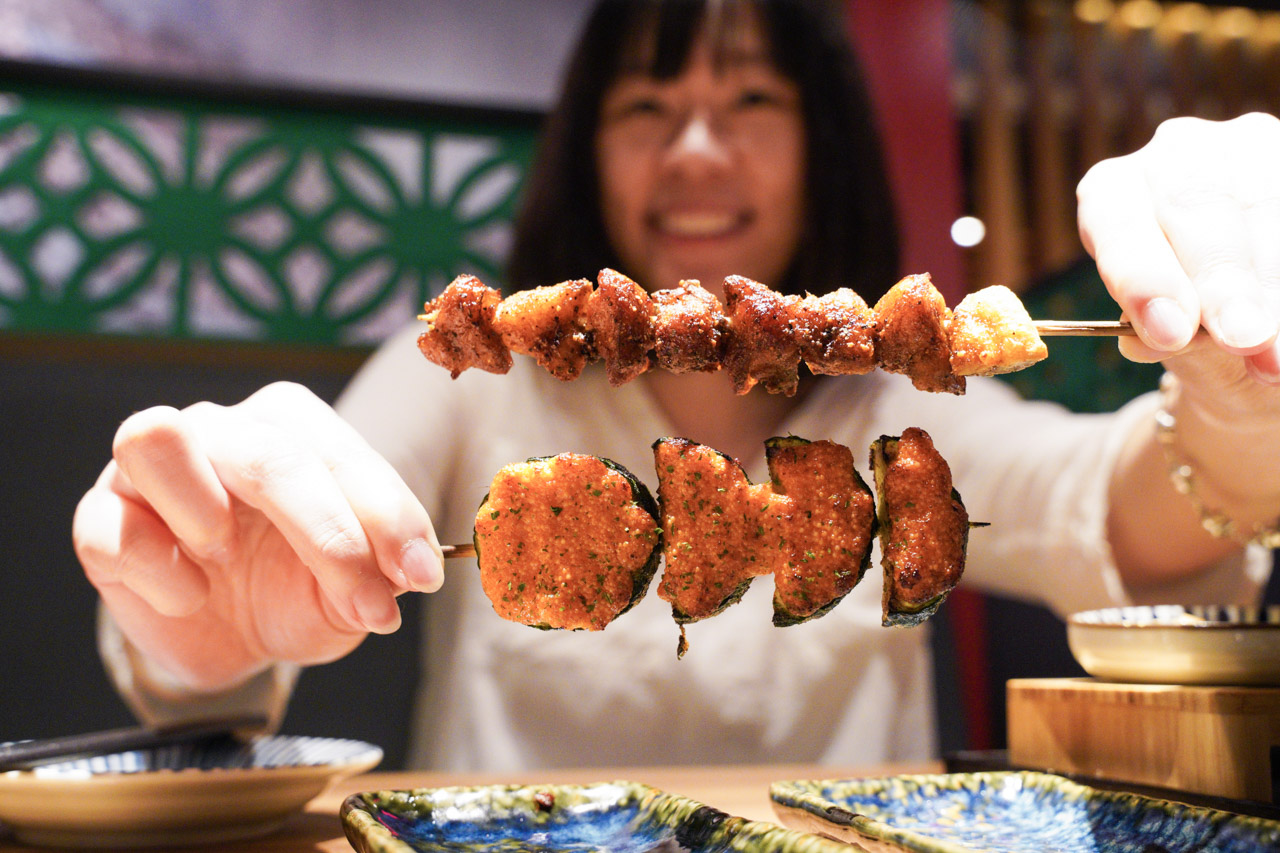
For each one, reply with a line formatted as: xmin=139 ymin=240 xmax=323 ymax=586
xmin=416 ymin=269 xmax=1128 ymax=395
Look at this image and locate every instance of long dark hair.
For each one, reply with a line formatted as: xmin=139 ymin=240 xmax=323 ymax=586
xmin=506 ymin=0 xmax=900 ymax=303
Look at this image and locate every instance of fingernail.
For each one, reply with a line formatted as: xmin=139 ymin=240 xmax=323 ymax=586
xmin=1139 ymin=297 xmax=1195 ymax=350
xmin=1215 ymin=296 xmax=1274 ymax=349
xmin=352 ymin=579 xmax=401 ymax=633
xmin=401 ymin=537 xmax=444 ymax=592
xmin=1249 ymin=337 xmax=1280 ymax=384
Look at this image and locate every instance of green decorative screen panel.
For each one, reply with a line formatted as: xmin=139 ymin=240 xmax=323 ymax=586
xmin=0 ymin=61 xmax=539 ymax=349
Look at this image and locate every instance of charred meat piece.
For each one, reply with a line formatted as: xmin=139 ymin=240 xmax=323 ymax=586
xmin=722 ymin=275 xmax=804 ymax=396
xmin=474 ymin=453 xmax=661 ymax=631
xmin=871 ymin=427 xmax=970 ymax=627
xmin=492 ymin=279 xmax=594 ymax=381
xmin=949 ymin=285 xmax=1049 ymax=376
xmin=874 ymin=274 xmax=965 ymax=395
xmin=766 ymin=437 xmax=876 ymax=627
xmin=653 ymin=438 xmax=775 ymax=624
xmin=582 ymin=268 xmax=656 ymax=386
xmin=417 ymin=274 xmax=512 ymax=378
xmin=796 ymin=288 xmax=878 ymax=376
xmin=650 ymin=281 xmax=728 ymax=374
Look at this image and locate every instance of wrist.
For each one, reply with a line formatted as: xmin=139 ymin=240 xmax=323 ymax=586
xmin=97 ymin=606 xmax=295 ymax=732
xmin=1156 ymin=372 xmax=1280 ymax=547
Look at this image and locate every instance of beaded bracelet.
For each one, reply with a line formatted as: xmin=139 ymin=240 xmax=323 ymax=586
xmin=1154 ymin=373 xmax=1280 ymax=549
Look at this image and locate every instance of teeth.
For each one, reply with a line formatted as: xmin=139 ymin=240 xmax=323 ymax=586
xmin=658 ymin=212 xmax=739 ymax=237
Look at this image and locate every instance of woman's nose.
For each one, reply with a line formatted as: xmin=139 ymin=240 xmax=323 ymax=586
xmin=665 ymin=109 xmax=733 ymax=170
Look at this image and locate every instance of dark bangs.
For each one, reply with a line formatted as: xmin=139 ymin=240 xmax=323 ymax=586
xmin=506 ymin=0 xmax=900 ymax=303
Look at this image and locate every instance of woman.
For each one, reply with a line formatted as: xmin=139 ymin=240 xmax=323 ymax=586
xmin=76 ymin=0 xmax=1280 ymax=770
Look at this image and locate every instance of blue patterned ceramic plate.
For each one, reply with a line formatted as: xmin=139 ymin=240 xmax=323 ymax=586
xmin=342 ymin=781 xmax=850 ymax=853
xmin=0 ymin=734 xmax=381 ymax=848
xmin=770 ymin=772 xmax=1280 ymax=853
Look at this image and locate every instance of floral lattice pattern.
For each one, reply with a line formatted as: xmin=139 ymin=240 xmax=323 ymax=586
xmin=0 ymin=77 xmax=535 ymax=348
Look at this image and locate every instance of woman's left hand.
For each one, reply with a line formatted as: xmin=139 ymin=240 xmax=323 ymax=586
xmin=1077 ymin=112 xmax=1280 ymax=421
xmin=1080 ymin=114 xmax=1280 ymax=580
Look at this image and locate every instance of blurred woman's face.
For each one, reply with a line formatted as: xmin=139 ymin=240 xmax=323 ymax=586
xmin=594 ymin=15 xmax=806 ymax=295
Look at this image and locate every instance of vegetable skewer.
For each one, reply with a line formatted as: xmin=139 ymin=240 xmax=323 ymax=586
xmin=439 ymin=429 xmax=974 ymax=649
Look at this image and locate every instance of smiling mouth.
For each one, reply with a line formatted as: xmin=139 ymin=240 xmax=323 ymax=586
xmin=651 ymin=211 xmax=749 ymax=239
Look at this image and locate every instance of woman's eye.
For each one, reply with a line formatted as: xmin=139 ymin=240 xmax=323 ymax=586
xmin=620 ymin=97 xmax=665 ymax=117
xmin=735 ymin=88 xmax=780 ymax=109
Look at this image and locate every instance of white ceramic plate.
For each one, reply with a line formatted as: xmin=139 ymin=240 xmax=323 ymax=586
xmin=1067 ymin=604 xmax=1280 ymax=685
xmin=0 ymin=734 xmax=382 ymax=848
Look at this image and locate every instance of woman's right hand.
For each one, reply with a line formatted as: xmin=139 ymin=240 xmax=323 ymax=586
xmin=72 ymin=381 xmax=444 ymax=693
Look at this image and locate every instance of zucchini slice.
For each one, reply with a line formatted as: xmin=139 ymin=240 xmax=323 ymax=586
xmin=766 ymin=436 xmax=876 ymax=627
xmin=870 ymin=427 xmax=970 ymax=627
xmin=652 ymin=438 xmax=775 ymax=625
xmin=473 ymin=453 xmax=661 ymax=631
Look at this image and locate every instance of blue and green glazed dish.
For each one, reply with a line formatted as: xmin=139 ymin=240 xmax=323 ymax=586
xmin=342 ymin=781 xmax=849 ymax=853
xmin=770 ymin=772 xmax=1280 ymax=853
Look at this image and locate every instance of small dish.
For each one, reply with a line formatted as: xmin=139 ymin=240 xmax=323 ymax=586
xmin=770 ymin=771 xmax=1280 ymax=853
xmin=1067 ymin=604 xmax=1280 ymax=685
xmin=0 ymin=734 xmax=381 ymax=848
xmin=342 ymin=780 xmax=849 ymax=853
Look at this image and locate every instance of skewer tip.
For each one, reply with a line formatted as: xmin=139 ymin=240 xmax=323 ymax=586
xmin=1033 ymin=320 xmax=1136 ymax=337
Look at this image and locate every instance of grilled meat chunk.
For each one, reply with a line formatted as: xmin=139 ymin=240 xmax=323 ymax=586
xmin=796 ymin=288 xmax=878 ymax=376
xmin=492 ymin=279 xmax=594 ymax=381
xmin=722 ymin=275 xmax=803 ymax=396
xmin=949 ymin=284 xmax=1049 ymax=376
xmin=650 ymin=281 xmax=728 ymax=374
xmin=874 ymin=274 xmax=965 ymax=395
xmin=474 ymin=453 xmax=661 ymax=631
xmin=582 ymin=268 xmax=657 ymax=386
xmin=416 ymin=274 xmax=512 ymax=378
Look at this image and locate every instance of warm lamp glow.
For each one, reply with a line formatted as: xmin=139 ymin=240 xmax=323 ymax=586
xmin=950 ymin=216 xmax=986 ymax=248
xmin=1118 ymin=0 xmax=1162 ymax=30
xmin=1212 ymin=8 xmax=1259 ymax=41
xmin=1075 ymin=0 xmax=1115 ymax=25
xmin=1258 ymin=13 xmax=1280 ymax=46
xmin=1163 ymin=3 xmax=1212 ymax=37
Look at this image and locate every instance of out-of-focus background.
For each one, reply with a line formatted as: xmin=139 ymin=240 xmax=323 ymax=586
xmin=2 ymin=0 xmax=1278 ymax=768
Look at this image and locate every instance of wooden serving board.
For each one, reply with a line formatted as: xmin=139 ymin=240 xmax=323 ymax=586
xmin=1007 ymin=677 xmax=1280 ymax=803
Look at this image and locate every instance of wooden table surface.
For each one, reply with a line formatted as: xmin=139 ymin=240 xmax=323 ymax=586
xmin=0 ymin=762 xmax=934 ymax=853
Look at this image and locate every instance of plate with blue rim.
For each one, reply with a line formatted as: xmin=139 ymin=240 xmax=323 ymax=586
xmin=0 ymin=734 xmax=381 ymax=848
xmin=341 ymin=780 xmax=850 ymax=853
xmin=769 ymin=771 xmax=1280 ymax=853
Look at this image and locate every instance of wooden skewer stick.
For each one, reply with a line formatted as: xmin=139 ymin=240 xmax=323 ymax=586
xmin=442 ymin=543 xmax=476 ymax=560
xmin=1034 ymin=320 xmax=1135 ymax=337
xmin=421 ymin=311 xmax=1137 ymax=338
